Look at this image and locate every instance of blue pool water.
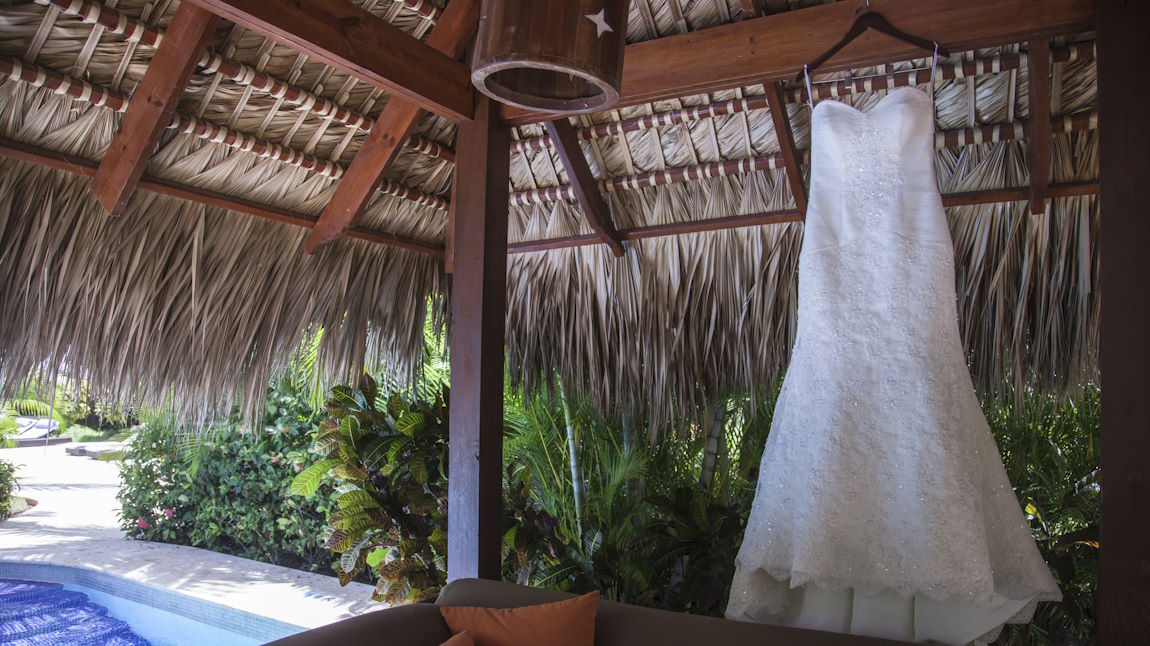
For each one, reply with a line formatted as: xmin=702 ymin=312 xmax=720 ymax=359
xmin=0 ymin=579 xmax=151 ymax=645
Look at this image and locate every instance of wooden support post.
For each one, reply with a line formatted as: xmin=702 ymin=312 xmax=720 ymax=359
xmin=1098 ymin=0 xmax=1150 ymax=642
xmin=1026 ymin=39 xmax=1051 ymax=215
xmin=447 ymin=95 xmax=510 ymax=581
xmin=767 ymin=82 xmax=807 ymax=217
xmin=304 ymin=0 xmax=478 ymax=253
xmin=543 ymin=119 xmax=626 ymax=256
xmin=91 ymin=3 xmax=217 ymax=215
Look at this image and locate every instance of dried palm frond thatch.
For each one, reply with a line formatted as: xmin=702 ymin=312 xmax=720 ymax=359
xmin=0 ymin=0 xmax=1100 ymax=434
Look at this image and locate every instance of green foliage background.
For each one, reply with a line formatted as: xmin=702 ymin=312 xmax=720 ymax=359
xmin=112 ymin=331 xmax=1100 ymax=645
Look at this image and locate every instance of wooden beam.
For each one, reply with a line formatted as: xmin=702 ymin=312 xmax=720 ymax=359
xmin=447 ymin=95 xmax=509 ymax=582
xmin=543 ymin=119 xmax=625 ymax=256
xmin=767 ymin=82 xmax=807 ymax=217
xmin=507 ymin=181 xmax=1099 ymax=254
xmin=1098 ymin=0 xmax=1150 ymax=641
xmin=304 ymin=0 xmax=478 ymax=254
xmin=185 ymin=0 xmax=474 ymax=121
xmin=1027 ymin=39 xmax=1051 ymax=215
xmin=501 ymin=0 xmax=1095 ymax=125
xmin=90 ymin=3 xmax=217 ymax=215
xmin=0 ymin=137 xmax=443 ymax=255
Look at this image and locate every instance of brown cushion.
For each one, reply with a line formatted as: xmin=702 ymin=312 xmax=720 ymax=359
xmin=439 ymin=631 xmax=476 ymax=646
xmin=439 ymin=591 xmax=598 ymax=646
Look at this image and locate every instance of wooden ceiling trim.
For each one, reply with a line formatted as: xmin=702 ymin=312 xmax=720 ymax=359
xmin=41 ymin=0 xmax=453 ymax=162
xmin=544 ymin=119 xmax=626 ymax=256
xmin=501 ymin=0 xmax=1095 ymax=125
xmin=510 ymin=41 xmax=1095 ymax=154
xmin=767 ymin=82 xmax=807 ymax=217
xmin=185 ymin=0 xmax=475 ymax=121
xmin=0 ymin=137 xmax=444 ymax=256
xmin=508 ymin=181 xmax=1099 ymax=254
xmin=1027 ymin=39 xmax=1052 ymax=215
xmin=304 ymin=0 xmax=477 ymax=254
xmin=90 ymin=2 xmax=219 ymax=215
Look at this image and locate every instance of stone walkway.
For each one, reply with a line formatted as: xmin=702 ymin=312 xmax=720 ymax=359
xmin=0 ymin=444 xmax=382 ymax=633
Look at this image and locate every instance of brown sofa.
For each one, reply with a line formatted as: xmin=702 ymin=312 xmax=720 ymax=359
xmin=267 ymin=578 xmax=906 ymax=645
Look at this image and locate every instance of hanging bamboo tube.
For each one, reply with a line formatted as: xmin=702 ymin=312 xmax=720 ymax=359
xmin=471 ymin=0 xmax=630 ymax=114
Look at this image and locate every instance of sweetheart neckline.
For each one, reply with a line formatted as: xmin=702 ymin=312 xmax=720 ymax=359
xmin=813 ymin=86 xmax=930 ymax=117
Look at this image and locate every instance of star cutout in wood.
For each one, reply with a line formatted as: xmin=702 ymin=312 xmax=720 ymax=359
xmin=585 ymin=9 xmax=614 ymax=39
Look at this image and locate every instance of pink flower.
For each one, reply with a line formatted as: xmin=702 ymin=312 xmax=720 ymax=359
xmin=294 ymin=463 xmax=303 ymax=473
xmin=271 ymin=453 xmax=282 ymax=464
xmin=136 ymin=518 xmax=150 ymax=530
xmin=163 ymin=508 xmax=174 ymax=519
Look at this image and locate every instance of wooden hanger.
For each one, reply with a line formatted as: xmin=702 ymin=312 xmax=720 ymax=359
xmin=796 ymin=1 xmax=949 ymax=81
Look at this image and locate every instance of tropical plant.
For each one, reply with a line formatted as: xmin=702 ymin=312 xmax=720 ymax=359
xmin=990 ymin=388 xmax=1101 ymax=645
xmin=291 ymin=374 xmax=450 ymax=604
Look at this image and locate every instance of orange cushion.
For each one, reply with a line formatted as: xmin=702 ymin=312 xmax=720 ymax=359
xmin=439 ymin=631 xmax=476 ymax=646
xmin=439 ymin=591 xmax=598 ymax=646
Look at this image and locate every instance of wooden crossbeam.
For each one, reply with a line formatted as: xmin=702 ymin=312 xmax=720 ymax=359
xmin=544 ymin=119 xmax=625 ymax=257
xmin=506 ymin=181 xmax=1100 ymax=254
xmin=90 ymin=3 xmax=217 ymax=215
xmin=304 ymin=0 xmax=478 ymax=254
xmin=0 ymin=137 xmax=443 ymax=256
xmin=185 ymin=0 xmax=474 ymax=121
xmin=767 ymin=82 xmax=807 ymax=217
xmin=501 ymin=0 xmax=1094 ymax=125
xmin=1027 ymin=39 xmax=1051 ymax=215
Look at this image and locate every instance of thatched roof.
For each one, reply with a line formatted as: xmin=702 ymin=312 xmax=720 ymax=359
xmin=0 ymin=0 xmax=1099 ymax=425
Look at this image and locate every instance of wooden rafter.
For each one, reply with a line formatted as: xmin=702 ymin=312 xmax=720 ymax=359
xmin=1027 ymin=39 xmax=1051 ymax=215
xmin=304 ymin=0 xmax=478 ymax=254
xmin=185 ymin=0 xmax=474 ymax=121
xmin=543 ymin=119 xmax=626 ymax=257
xmin=0 ymin=137 xmax=443 ymax=256
xmin=501 ymin=0 xmax=1094 ymax=125
xmin=90 ymin=3 xmax=217 ymax=215
xmin=767 ymin=82 xmax=807 ymax=217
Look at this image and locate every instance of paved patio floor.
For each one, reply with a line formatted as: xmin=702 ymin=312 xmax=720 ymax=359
xmin=0 ymin=443 xmax=382 ymax=633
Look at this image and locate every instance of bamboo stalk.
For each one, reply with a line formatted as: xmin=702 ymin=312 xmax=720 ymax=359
xmin=0 ymin=136 xmax=445 ymax=255
xmin=510 ymin=41 xmax=1096 ymax=154
xmin=509 ymin=112 xmax=1098 ymax=207
xmin=0 ymin=56 xmax=449 ymax=211
xmin=32 ymin=0 xmax=452 ymax=161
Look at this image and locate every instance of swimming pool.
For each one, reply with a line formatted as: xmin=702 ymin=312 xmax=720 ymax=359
xmin=0 ymin=563 xmax=305 ymax=645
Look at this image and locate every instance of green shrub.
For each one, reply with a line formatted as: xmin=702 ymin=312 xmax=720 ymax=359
xmin=118 ymin=381 xmax=337 ymax=573
xmin=0 ymin=458 xmax=18 ymax=520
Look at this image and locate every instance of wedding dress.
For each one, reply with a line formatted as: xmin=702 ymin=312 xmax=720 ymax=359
xmin=724 ymin=86 xmax=1061 ymax=644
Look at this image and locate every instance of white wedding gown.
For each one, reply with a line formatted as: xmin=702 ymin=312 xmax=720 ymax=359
xmin=725 ymin=87 xmax=1061 ymax=644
